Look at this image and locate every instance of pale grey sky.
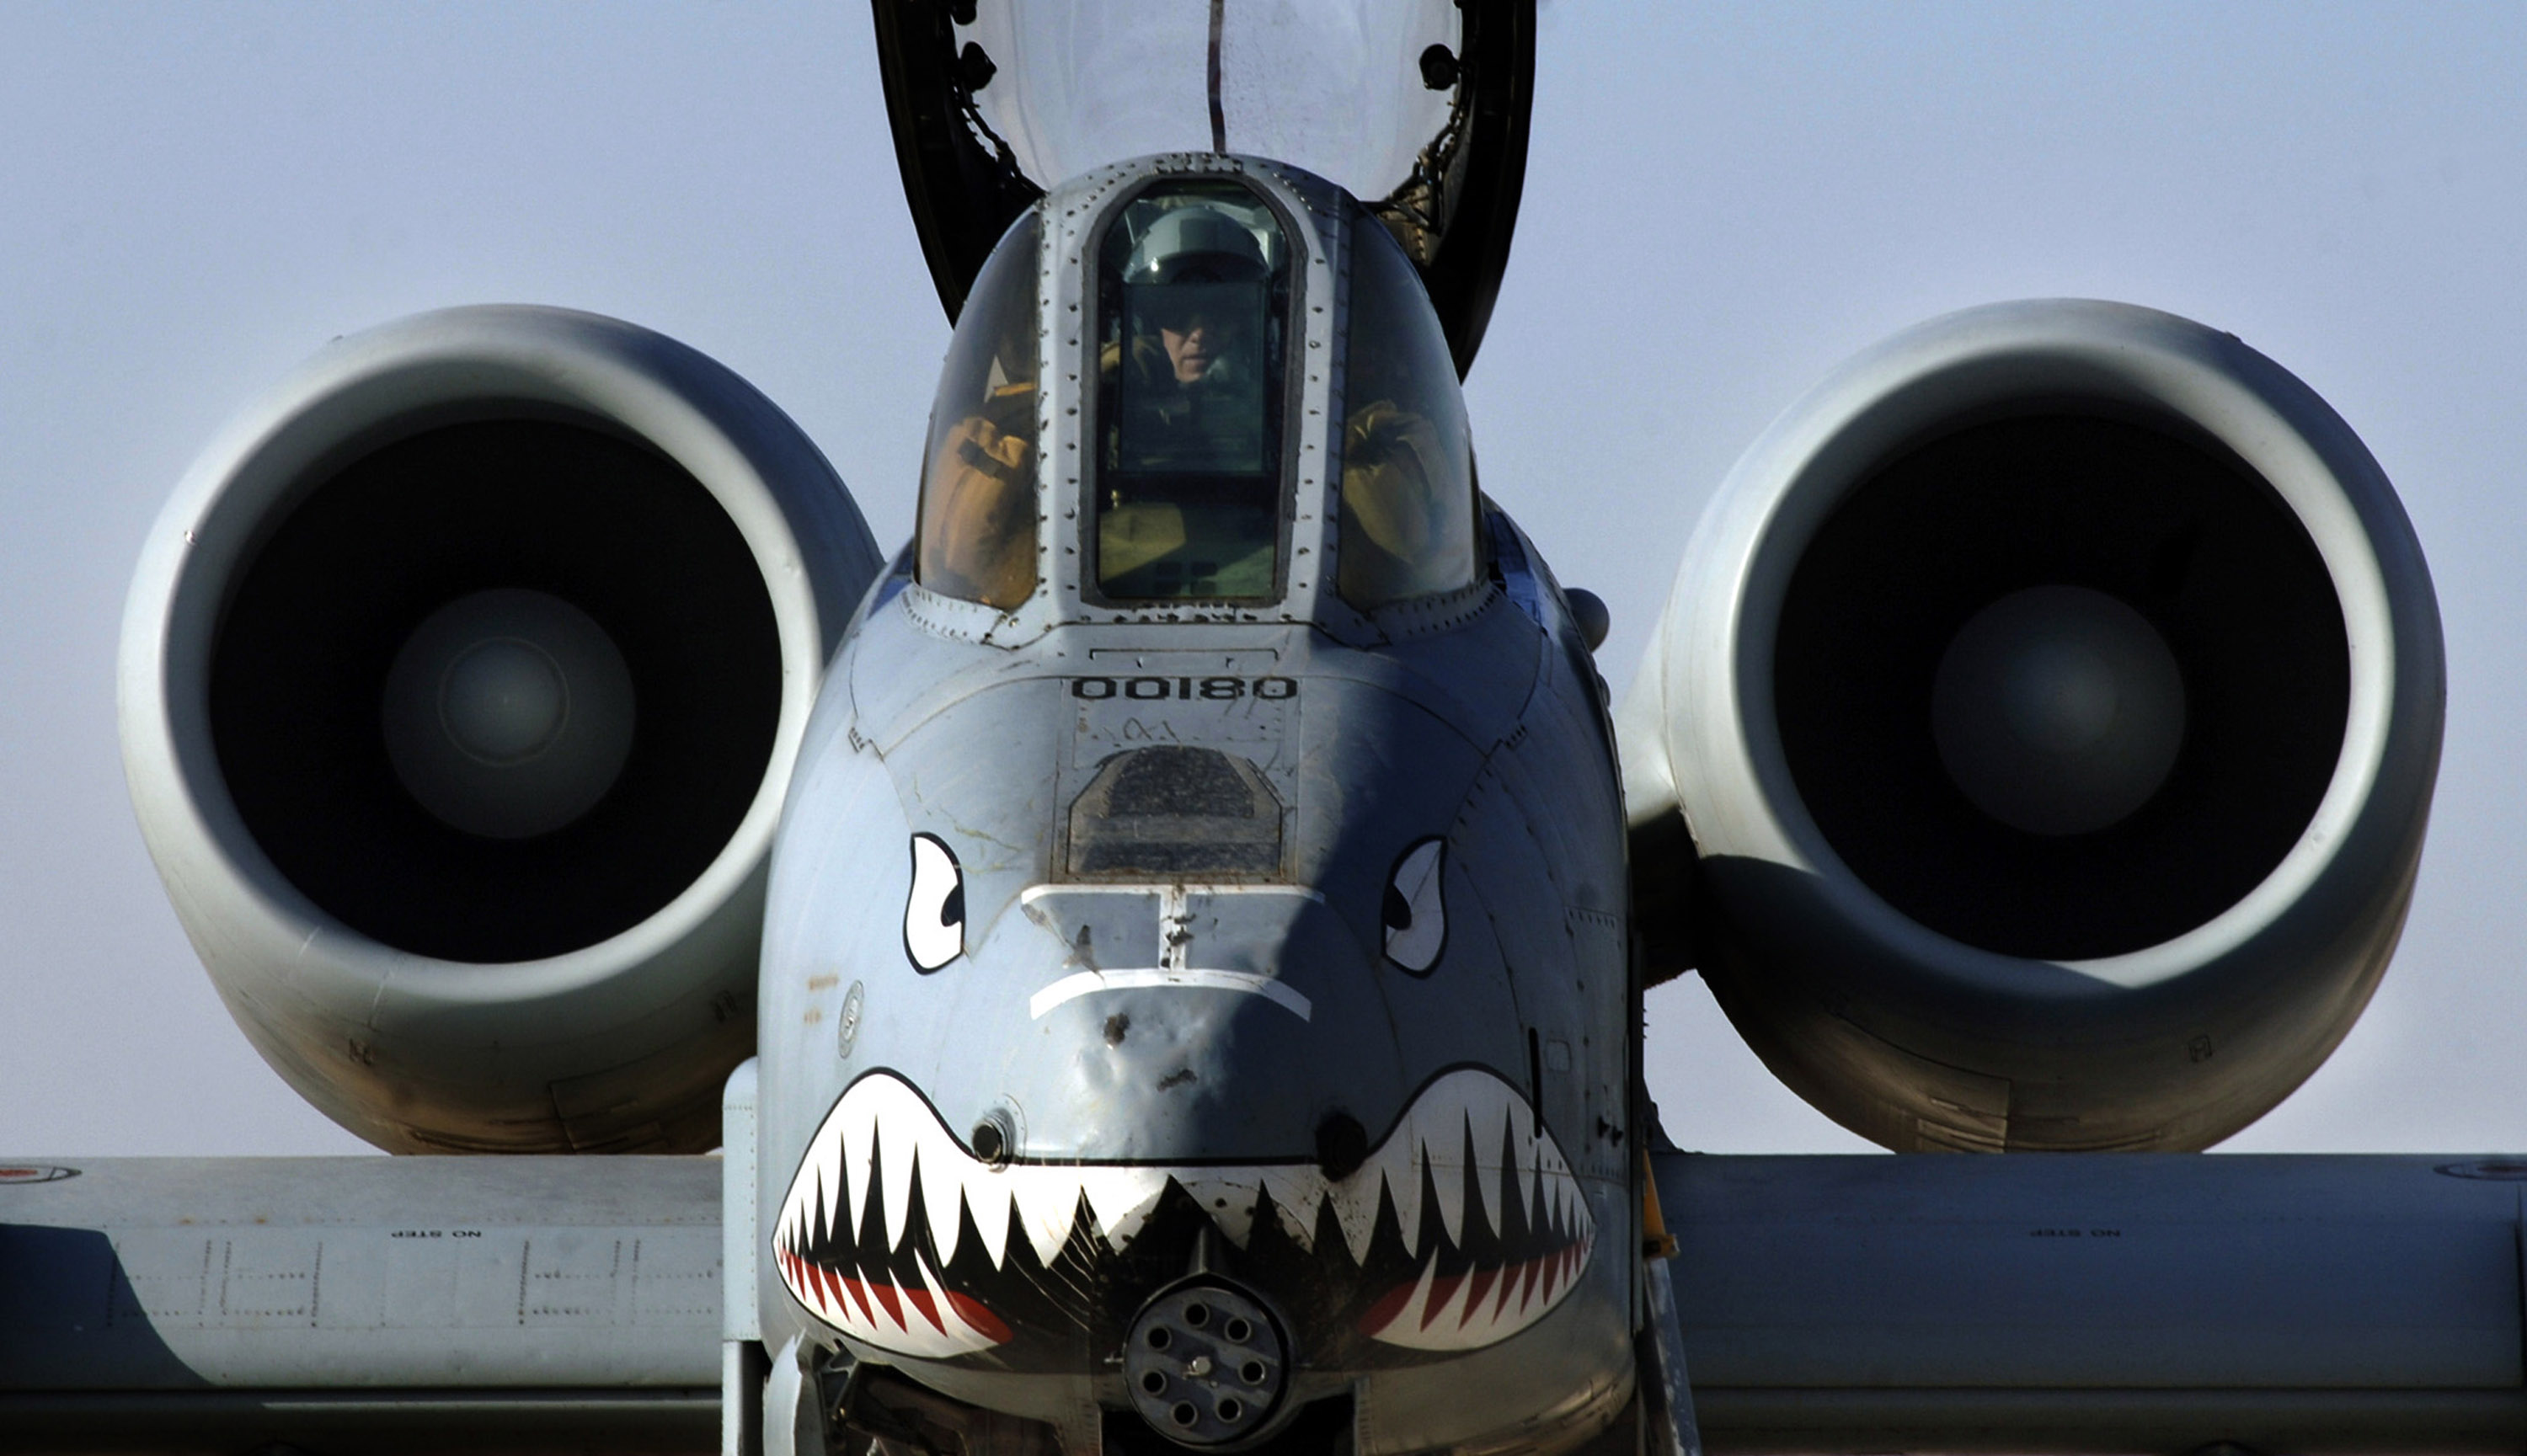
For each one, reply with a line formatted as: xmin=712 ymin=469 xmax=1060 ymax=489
xmin=4 ymin=3 xmax=2524 ymax=1156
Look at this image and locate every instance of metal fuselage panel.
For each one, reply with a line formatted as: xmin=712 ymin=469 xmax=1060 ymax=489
xmin=0 ymin=1156 xmax=720 ymax=1392
xmin=752 ymin=153 xmax=1634 ymax=1454
xmin=755 ymin=541 xmax=1633 ymax=1449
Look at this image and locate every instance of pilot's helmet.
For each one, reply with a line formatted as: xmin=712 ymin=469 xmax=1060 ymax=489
xmin=1125 ymin=205 xmax=1269 ymax=288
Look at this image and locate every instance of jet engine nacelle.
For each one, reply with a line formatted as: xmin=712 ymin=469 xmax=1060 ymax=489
xmin=1621 ymin=301 xmax=2443 ymax=1152
xmin=120 ymin=307 xmax=883 ymax=1154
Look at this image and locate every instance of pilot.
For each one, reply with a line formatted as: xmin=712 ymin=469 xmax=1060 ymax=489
xmin=1158 ymin=307 xmax=1231 ymax=384
xmin=923 ymin=196 xmax=1465 ymax=610
xmin=1113 ymin=205 xmax=1272 ymax=472
xmin=1105 ymin=200 xmax=1462 ymax=603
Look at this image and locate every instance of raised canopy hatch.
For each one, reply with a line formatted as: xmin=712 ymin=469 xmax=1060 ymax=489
xmin=873 ymin=0 xmax=1534 ymax=376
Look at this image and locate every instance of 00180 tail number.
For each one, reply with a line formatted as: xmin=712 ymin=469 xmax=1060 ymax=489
xmin=1071 ymin=676 xmax=1297 ymax=702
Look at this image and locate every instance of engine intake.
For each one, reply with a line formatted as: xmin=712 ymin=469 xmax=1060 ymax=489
xmin=120 ymin=307 xmax=882 ymax=1154
xmin=1621 ymin=301 xmax=2442 ymax=1152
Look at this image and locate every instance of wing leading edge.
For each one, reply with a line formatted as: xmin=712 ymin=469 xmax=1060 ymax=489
xmin=12 ymin=1151 xmax=2526 ymax=1453
xmin=0 ymin=1156 xmax=719 ymax=1453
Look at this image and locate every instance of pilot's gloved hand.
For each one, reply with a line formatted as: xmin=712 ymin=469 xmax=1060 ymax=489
xmin=926 ymin=413 xmax=1036 ymax=608
xmin=1342 ymin=399 xmax=1445 ymax=560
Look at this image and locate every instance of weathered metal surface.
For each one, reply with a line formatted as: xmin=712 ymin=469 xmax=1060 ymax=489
xmin=19 ymin=1151 xmax=2527 ymax=1453
xmin=1658 ymin=1150 xmax=2527 ymax=1453
xmin=0 ymin=1154 xmax=719 ymax=1451
xmin=1619 ymin=303 xmax=2443 ymax=1156
xmin=752 ymin=154 xmax=1635 ymax=1456
xmin=116 ymin=305 xmax=884 ymax=1157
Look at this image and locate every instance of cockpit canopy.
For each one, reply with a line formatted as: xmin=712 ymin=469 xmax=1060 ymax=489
xmin=914 ymin=163 xmax=1478 ymax=621
xmin=873 ymin=0 xmax=1532 ymax=376
xmin=915 ymin=210 xmax=1041 ymax=611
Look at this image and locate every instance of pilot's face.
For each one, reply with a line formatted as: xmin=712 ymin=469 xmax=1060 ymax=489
xmin=1161 ymin=311 xmax=1237 ymax=383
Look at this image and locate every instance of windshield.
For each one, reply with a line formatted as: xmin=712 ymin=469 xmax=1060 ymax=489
xmin=1093 ymin=182 xmax=1291 ymax=603
xmin=1338 ymin=201 xmax=1477 ymax=609
xmin=917 ymin=211 xmax=1042 ymax=611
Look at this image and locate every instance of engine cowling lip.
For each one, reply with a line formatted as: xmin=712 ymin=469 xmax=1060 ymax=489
xmin=118 ymin=307 xmax=880 ymax=1144
xmin=1654 ymin=298 xmax=2441 ymax=997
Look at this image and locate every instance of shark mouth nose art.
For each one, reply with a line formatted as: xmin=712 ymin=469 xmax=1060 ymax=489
xmin=772 ymin=1069 xmax=1596 ymax=1368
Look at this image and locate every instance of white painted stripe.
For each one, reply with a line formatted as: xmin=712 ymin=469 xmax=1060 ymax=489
xmin=1028 ymin=968 xmax=1313 ymax=1021
xmin=1018 ymin=883 xmax=1328 ymax=905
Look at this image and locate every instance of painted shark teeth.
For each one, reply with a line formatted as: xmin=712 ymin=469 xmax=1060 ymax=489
xmin=1356 ymin=1221 xmax=1598 ymax=1352
xmin=772 ymin=1068 xmax=1597 ymax=1360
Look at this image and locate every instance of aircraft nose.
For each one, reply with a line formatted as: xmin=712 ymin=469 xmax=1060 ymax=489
xmin=1006 ymin=883 xmax=1393 ymax=1164
xmin=1018 ymin=884 xmax=1320 ymax=1022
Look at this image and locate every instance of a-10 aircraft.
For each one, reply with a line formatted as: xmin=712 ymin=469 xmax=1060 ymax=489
xmin=3 ymin=6 xmax=2498 ymax=1456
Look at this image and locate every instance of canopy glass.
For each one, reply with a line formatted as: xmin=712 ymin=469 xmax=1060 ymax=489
xmin=958 ymin=0 xmax=1459 ymax=205
xmin=873 ymin=0 xmax=1532 ymax=375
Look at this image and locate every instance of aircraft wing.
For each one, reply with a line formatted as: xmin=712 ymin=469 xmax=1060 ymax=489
xmin=1667 ymin=1151 xmax=2527 ymax=1453
xmin=0 ymin=1155 xmax=724 ymax=1453
xmin=10 ymin=1151 xmax=2524 ymax=1454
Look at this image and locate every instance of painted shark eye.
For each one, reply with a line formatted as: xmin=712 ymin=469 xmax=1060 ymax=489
xmin=1382 ymin=837 xmax=1446 ymax=973
xmin=905 ymin=833 xmax=965 ymax=972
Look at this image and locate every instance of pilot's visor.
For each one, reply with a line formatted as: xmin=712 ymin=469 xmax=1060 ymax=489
xmin=1134 ymin=280 xmax=1259 ymax=339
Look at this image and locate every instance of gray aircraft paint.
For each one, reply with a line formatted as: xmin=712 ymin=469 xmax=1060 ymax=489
xmin=23 ymin=10 xmax=2468 ymax=1453
xmin=0 ymin=1156 xmax=719 ymax=1452
xmin=115 ymin=307 xmax=884 ymax=1157
xmin=16 ymin=1154 xmax=2527 ymax=1453
xmin=72 ymin=244 xmax=2447 ymax=1456
xmin=1619 ymin=301 xmax=2442 ymax=1155
xmin=752 ymin=157 xmax=1636 ymax=1454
